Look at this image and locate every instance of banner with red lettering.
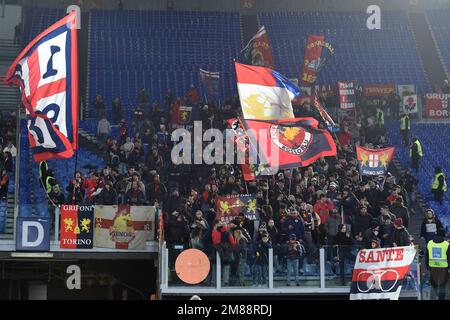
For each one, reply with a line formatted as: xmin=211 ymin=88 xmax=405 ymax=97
xmin=338 ymin=82 xmax=356 ymax=109
xmin=425 ymin=93 xmax=450 ymax=119
xmin=300 ymin=35 xmax=325 ymax=86
xmin=350 ymin=246 xmax=416 ymax=300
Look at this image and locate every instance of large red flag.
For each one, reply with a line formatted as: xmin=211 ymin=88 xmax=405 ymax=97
xmin=241 ymin=26 xmax=275 ymax=69
xmin=241 ymin=117 xmax=336 ymax=171
xmin=5 ymin=11 xmax=78 ymax=161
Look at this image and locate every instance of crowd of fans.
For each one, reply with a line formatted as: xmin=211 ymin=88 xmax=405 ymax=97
xmin=0 ymin=111 xmax=17 ymax=201
xmin=39 ymin=86 xmax=439 ymax=287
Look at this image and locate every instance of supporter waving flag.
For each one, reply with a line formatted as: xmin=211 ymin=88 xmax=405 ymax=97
xmin=235 ymin=62 xmax=300 ymax=120
xmin=4 ymin=11 xmax=78 ymax=161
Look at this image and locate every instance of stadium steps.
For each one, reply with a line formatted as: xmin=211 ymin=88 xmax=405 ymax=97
xmin=0 ymin=39 xmax=20 ymax=61
xmin=409 ymin=12 xmax=447 ymax=89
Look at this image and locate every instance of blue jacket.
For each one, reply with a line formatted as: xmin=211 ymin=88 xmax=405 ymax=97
xmin=282 ymin=216 xmax=305 ymax=241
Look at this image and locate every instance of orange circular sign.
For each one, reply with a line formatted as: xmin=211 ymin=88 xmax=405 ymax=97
xmin=175 ymin=249 xmax=210 ymax=285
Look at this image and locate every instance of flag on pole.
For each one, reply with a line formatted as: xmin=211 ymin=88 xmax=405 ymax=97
xmin=5 ymin=11 xmax=78 ymax=161
xmin=235 ymin=62 xmax=300 ymax=120
xmin=313 ymin=94 xmax=336 ymax=127
xmin=356 ymin=146 xmax=395 ymax=176
xmin=241 ymin=26 xmax=275 ymax=69
xmin=199 ymin=68 xmax=220 ymax=101
xmin=240 ymin=117 xmax=336 ymax=171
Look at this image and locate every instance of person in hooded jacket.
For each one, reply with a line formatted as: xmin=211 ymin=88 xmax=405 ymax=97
xmin=392 ymin=218 xmax=411 ymax=247
xmin=333 ymin=224 xmax=355 ymax=285
xmin=379 ymin=214 xmax=394 ymax=247
xmin=421 ymin=208 xmax=444 ymax=243
xmin=390 ymin=198 xmax=410 ymax=229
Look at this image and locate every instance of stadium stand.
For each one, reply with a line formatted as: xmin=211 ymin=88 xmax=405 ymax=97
xmin=385 ymin=121 xmax=450 ymax=233
xmin=88 ymin=10 xmax=243 ymax=119
xmin=259 ymin=11 xmax=431 ymax=93
xmin=426 ymin=10 xmax=450 ymax=77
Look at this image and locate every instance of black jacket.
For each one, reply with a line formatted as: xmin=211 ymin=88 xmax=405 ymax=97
xmin=392 ymin=227 xmax=411 ymax=247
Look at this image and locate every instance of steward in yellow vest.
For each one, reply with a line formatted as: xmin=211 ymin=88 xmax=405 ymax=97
xmin=426 ymin=229 xmax=450 ymax=300
xmin=432 ymin=166 xmax=447 ymax=204
xmin=409 ymin=137 xmax=422 ymax=172
xmin=399 ymin=112 xmax=410 ymax=147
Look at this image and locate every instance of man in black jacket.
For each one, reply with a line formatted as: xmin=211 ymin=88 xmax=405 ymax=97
xmin=400 ymin=169 xmax=418 ymax=209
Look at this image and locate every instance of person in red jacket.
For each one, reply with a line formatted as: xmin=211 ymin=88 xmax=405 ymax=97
xmin=212 ymin=221 xmax=237 ymax=286
xmin=337 ymin=125 xmax=352 ymax=146
xmin=313 ymin=193 xmax=334 ymax=245
xmin=82 ymin=171 xmax=99 ymax=200
xmin=0 ymin=169 xmax=8 ymax=200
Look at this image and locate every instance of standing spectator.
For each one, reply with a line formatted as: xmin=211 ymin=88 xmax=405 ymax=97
xmin=392 ymin=218 xmax=411 ymax=247
xmin=253 ymin=233 xmax=271 ymax=287
xmin=431 ymin=166 xmax=447 ymax=205
xmin=147 ymin=174 xmax=167 ymax=205
xmin=118 ymin=0 xmax=124 ymax=10
xmin=379 ymin=214 xmax=394 ymax=247
xmin=186 ymin=84 xmax=199 ymax=105
xmin=333 ymin=224 xmax=355 ymax=285
xmin=400 ymin=169 xmax=418 ymax=208
xmin=48 ymin=185 xmax=65 ymax=230
xmin=282 ymin=209 xmax=305 ymax=242
xmin=0 ymin=169 xmax=9 ymax=200
xmin=409 ymin=136 xmax=422 ymax=173
xmin=97 ymin=181 xmax=118 ymax=205
xmin=337 ymin=125 xmax=352 ymax=146
xmin=377 ymin=205 xmax=397 ymax=225
xmin=97 ymin=116 xmax=111 ymax=146
xmin=363 ymin=222 xmax=381 ymax=249
xmin=212 ymin=222 xmax=237 ymax=287
xmin=118 ymin=119 xmax=128 ymax=145
xmin=112 ymin=97 xmax=123 ymax=124
xmin=66 ymin=179 xmax=84 ymax=205
xmin=353 ymin=206 xmax=373 ymax=240
xmin=421 ymin=209 xmax=444 ymax=243
xmin=426 ymin=229 xmax=450 ymax=300
xmin=14 ymin=22 xmax=21 ymax=45
xmin=399 ymin=111 xmax=410 ymax=147
xmin=325 ymin=208 xmax=341 ymax=246
xmin=165 ymin=89 xmax=174 ymax=109
xmin=285 ymin=233 xmax=306 ymax=286
xmin=3 ymin=140 xmax=16 ymax=157
xmin=125 ymin=181 xmax=145 ymax=205
xmin=3 ymin=152 xmax=13 ymax=173
xmin=93 ymin=94 xmax=106 ymax=120
xmin=233 ymin=229 xmax=250 ymax=286
xmin=313 ymin=194 xmax=333 ymax=244
xmin=390 ymin=198 xmax=410 ymax=229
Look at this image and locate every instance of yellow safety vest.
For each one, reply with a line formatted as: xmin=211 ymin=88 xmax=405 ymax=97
xmin=432 ymin=173 xmax=447 ymax=192
xmin=428 ymin=240 xmax=449 ymax=268
xmin=400 ymin=116 xmax=410 ymax=130
xmin=38 ymin=161 xmax=47 ymax=179
xmin=409 ymin=140 xmax=423 ymax=157
xmin=45 ymin=176 xmax=54 ymax=193
xmin=377 ymin=109 xmax=384 ymax=125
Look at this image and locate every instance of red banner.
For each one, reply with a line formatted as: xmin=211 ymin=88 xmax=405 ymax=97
xmin=425 ymin=93 xmax=450 ymax=119
xmin=363 ymin=84 xmax=395 ymax=97
xmin=242 ymin=26 xmax=275 ymax=69
xmin=300 ymin=35 xmax=325 ymax=86
xmin=339 ymin=82 xmax=356 ymax=109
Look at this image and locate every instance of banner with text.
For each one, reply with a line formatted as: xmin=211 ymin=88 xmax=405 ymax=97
xmin=338 ymin=82 xmax=356 ymax=109
xmin=215 ymin=194 xmax=259 ymax=222
xmin=60 ymin=205 xmax=94 ymax=249
xmin=300 ymin=35 xmax=325 ymax=86
xmin=350 ymin=246 xmax=416 ymax=300
xmin=425 ymin=93 xmax=450 ymax=119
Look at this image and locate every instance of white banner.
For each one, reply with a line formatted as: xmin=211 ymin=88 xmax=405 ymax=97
xmin=403 ymin=94 xmax=418 ymax=114
xmin=350 ymin=246 xmax=416 ymax=300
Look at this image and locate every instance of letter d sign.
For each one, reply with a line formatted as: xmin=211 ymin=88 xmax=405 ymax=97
xmin=16 ymin=217 xmax=50 ymax=251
